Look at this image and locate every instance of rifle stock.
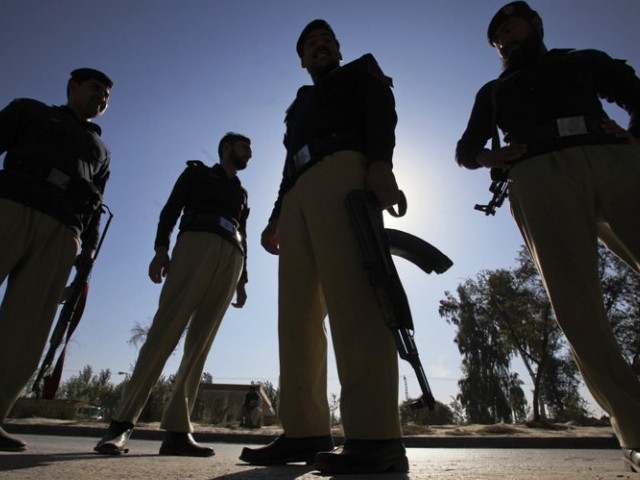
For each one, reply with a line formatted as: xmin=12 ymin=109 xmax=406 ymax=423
xmin=345 ymin=190 xmax=453 ymax=410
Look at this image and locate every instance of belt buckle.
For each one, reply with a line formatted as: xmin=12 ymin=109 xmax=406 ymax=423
xmin=556 ymin=116 xmax=588 ymax=137
xmin=293 ymin=145 xmax=311 ymax=169
xmin=219 ymin=216 xmax=235 ymax=233
xmin=47 ymin=168 xmax=71 ymax=189
xmin=219 ymin=217 xmax=241 ymax=242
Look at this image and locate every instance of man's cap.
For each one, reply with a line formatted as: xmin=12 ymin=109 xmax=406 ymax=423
xmin=70 ymin=68 xmax=113 ymax=88
xmin=487 ymin=1 xmax=540 ymax=45
xmin=296 ymin=19 xmax=339 ymax=58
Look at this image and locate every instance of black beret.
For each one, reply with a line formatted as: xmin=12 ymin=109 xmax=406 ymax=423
xmin=296 ymin=19 xmax=339 ymax=58
xmin=487 ymin=1 xmax=540 ymax=45
xmin=70 ymin=68 xmax=113 ymax=88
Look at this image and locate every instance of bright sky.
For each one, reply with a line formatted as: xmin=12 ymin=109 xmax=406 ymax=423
xmin=1 ymin=0 xmax=638 ymax=418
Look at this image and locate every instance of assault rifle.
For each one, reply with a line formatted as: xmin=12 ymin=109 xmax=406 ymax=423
xmin=33 ymin=204 xmax=114 ymax=399
xmin=346 ymin=190 xmax=453 ymax=410
xmin=474 ymin=178 xmax=509 ymax=216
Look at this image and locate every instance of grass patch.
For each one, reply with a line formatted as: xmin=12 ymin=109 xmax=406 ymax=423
xmin=477 ymin=424 xmax=523 ymax=435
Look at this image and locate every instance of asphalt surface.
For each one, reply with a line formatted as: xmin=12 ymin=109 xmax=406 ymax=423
xmin=0 ymin=434 xmax=636 ymax=480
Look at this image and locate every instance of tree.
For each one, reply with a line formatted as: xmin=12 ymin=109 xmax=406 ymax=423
xmin=127 ymin=321 xmax=150 ymax=348
xmin=439 ymin=247 xmax=584 ymax=424
xmin=540 ymin=352 xmax=589 ymax=423
xmin=260 ymin=380 xmax=279 ymax=416
xmin=598 ymin=245 xmax=640 ymax=374
xmin=137 ymin=374 xmax=173 ymax=422
xmin=485 ymin=250 xmax=574 ymax=423
xmin=506 ymin=373 xmax=529 ymax=423
xmin=448 ymin=396 xmax=466 ymax=425
xmin=439 ymin=276 xmax=514 ymax=424
xmin=58 ymin=365 xmax=118 ymax=410
xmin=440 ymin=243 xmax=640 ymax=426
xmin=401 ymin=399 xmax=454 ymax=426
xmin=329 ymin=393 xmax=340 ymax=426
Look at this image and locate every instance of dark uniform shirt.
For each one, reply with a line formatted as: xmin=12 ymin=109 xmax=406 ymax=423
xmin=456 ymin=49 xmax=640 ymax=169
xmin=269 ymin=53 xmax=396 ymax=220
xmin=244 ymin=389 xmax=261 ymax=408
xmin=154 ymin=161 xmax=249 ymax=284
xmin=0 ymin=98 xmax=110 ymax=249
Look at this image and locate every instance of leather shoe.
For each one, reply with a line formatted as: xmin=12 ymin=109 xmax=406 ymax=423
xmin=622 ymin=448 xmax=640 ymax=472
xmin=94 ymin=420 xmax=134 ymax=455
xmin=159 ymin=431 xmax=214 ymax=457
xmin=314 ymin=438 xmax=409 ymax=474
xmin=0 ymin=426 xmax=27 ymax=452
xmin=239 ymin=434 xmax=333 ymax=465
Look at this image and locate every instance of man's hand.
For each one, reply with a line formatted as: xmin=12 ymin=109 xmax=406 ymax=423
xmin=148 ymin=247 xmax=170 ymax=284
xmin=366 ymin=161 xmax=401 ymax=210
xmin=232 ymin=282 xmax=247 ymax=308
xmin=475 ymin=144 xmax=527 ymax=170
xmin=75 ymin=248 xmax=95 ymax=270
xmin=600 ymin=118 xmax=638 ymax=144
xmin=261 ymin=219 xmax=280 ymax=255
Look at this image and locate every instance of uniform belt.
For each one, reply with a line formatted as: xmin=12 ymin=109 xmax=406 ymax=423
xmin=293 ymin=131 xmax=361 ymax=173
xmin=293 ymin=144 xmax=312 ymax=171
xmin=6 ymin=157 xmax=103 ymax=213
xmin=514 ymin=115 xmax=604 ymax=144
xmin=8 ymin=158 xmax=72 ymax=190
xmin=181 ymin=213 xmax=242 ymax=242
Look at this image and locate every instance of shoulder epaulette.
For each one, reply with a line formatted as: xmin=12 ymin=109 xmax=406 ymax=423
xmin=360 ymin=53 xmax=393 ymax=87
xmin=186 ymin=160 xmax=206 ymax=168
xmin=285 ymin=86 xmax=312 ymax=117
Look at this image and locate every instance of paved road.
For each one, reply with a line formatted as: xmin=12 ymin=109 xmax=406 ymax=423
xmin=0 ymin=434 xmax=636 ymax=480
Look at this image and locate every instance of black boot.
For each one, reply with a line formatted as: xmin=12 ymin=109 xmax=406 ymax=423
xmin=314 ymin=438 xmax=409 ymax=474
xmin=159 ymin=431 xmax=214 ymax=457
xmin=0 ymin=426 xmax=27 ymax=452
xmin=94 ymin=420 xmax=134 ymax=455
xmin=239 ymin=434 xmax=333 ymax=465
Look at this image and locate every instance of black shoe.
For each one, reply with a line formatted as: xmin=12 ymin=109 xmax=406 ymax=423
xmin=159 ymin=431 xmax=214 ymax=457
xmin=239 ymin=434 xmax=333 ymax=465
xmin=313 ymin=438 xmax=409 ymax=474
xmin=0 ymin=426 xmax=27 ymax=452
xmin=623 ymin=448 xmax=640 ymax=472
xmin=94 ymin=420 xmax=134 ymax=455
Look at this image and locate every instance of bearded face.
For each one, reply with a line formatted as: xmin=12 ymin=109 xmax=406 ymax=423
xmin=300 ymin=29 xmax=342 ymax=81
xmin=501 ymin=26 xmax=544 ymax=71
xmin=228 ymin=142 xmax=251 ymax=171
xmin=492 ymin=16 xmax=545 ymax=71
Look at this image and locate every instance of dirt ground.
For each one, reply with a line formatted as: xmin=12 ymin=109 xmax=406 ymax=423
xmin=5 ymin=417 xmax=615 ymax=439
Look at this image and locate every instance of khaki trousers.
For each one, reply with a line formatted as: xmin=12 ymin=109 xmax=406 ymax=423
xmin=114 ymin=232 xmax=243 ymax=433
xmin=509 ymin=144 xmax=640 ymax=448
xmin=278 ymin=151 xmax=401 ymax=440
xmin=0 ymin=199 xmax=78 ymax=421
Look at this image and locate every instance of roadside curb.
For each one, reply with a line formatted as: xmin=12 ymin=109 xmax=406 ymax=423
xmin=3 ymin=423 xmax=619 ymax=449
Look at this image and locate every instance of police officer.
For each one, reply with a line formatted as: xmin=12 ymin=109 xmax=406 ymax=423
xmin=239 ymin=20 xmax=407 ymax=474
xmin=94 ymin=132 xmax=251 ymax=457
xmin=456 ymin=2 xmax=640 ymax=472
xmin=0 ymin=68 xmax=112 ymax=452
xmin=241 ymin=384 xmax=262 ymax=428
